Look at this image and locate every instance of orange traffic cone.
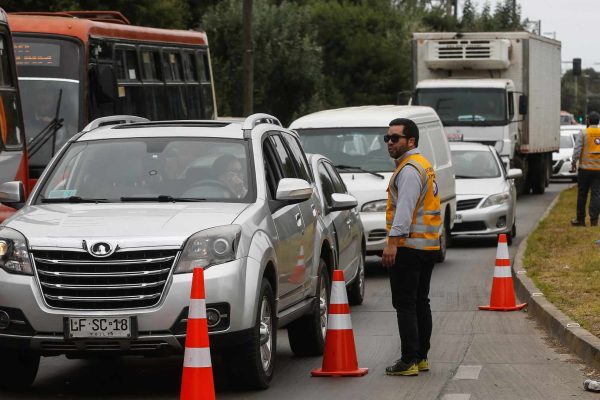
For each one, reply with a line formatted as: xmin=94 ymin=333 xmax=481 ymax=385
xmin=479 ymin=234 xmax=527 ymax=311
xmin=180 ymin=268 xmax=215 ymax=400
xmin=311 ymin=270 xmax=368 ymax=377
xmin=288 ymin=245 xmax=306 ymax=284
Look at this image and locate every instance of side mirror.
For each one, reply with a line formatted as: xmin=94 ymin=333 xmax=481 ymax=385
xmin=518 ymin=94 xmax=528 ymax=115
xmin=507 ymin=168 xmax=523 ymax=179
xmin=0 ymin=181 xmax=25 ymax=206
xmin=91 ymin=64 xmax=117 ymax=103
xmin=329 ymin=193 xmax=358 ymax=211
xmin=276 ymin=178 xmax=313 ymax=202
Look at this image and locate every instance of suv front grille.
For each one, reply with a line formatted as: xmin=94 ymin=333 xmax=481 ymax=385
xmin=32 ymin=249 xmax=178 ymax=310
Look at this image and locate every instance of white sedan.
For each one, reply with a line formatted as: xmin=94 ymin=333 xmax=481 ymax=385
xmin=449 ymin=142 xmax=522 ymax=245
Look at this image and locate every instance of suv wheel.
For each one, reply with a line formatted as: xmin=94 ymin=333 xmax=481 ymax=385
xmin=436 ymin=219 xmax=449 ymax=263
xmin=233 ymin=278 xmax=276 ymax=389
xmin=348 ymin=250 xmax=365 ymax=305
xmin=0 ymin=348 xmax=39 ymax=389
xmin=287 ymin=259 xmax=330 ymax=356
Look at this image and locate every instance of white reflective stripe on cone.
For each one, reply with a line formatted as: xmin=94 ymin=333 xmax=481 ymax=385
xmin=327 ymin=313 xmax=352 ymax=330
xmin=188 ymin=299 xmax=207 ymax=319
xmin=496 ymin=243 xmax=509 ymax=260
xmin=330 ymin=281 xmax=348 ymax=305
xmin=183 ymin=347 xmax=212 ymax=368
xmin=493 ymin=267 xmax=513 ymax=278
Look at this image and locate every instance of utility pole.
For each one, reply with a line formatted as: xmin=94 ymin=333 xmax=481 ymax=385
xmin=242 ymin=0 xmax=253 ymax=116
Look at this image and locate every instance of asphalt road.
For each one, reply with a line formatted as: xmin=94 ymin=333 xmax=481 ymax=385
xmin=3 ymin=181 xmax=597 ymax=399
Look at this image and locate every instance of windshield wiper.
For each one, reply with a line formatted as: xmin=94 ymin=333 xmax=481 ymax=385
xmin=120 ymin=195 xmax=206 ymax=202
xmin=455 ymin=175 xmax=478 ymax=179
xmin=41 ymin=196 xmax=108 ymax=203
xmin=335 ymin=164 xmax=385 ymax=179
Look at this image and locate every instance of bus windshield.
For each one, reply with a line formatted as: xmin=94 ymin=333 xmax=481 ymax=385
xmin=416 ymin=88 xmax=507 ymax=126
xmin=14 ymin=35 xmax=81 ymax=171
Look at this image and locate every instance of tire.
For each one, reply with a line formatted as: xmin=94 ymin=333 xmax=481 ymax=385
xmin=0 ymin=348 xmax=39 ymax=389
xmin=507 ymin=223 xmax=516 ymax=246
xmin=530 ymin=155 xmax=546 ymax=194
xmin=436 ymin=218 xmax=449 ymax=263
xmin=347 ymin=250 xmax=366 ymax=306
xmin=232 ymin=278 xmax=276 ymax=390
xmin=287 ymin=259 xmax=330 ymax=356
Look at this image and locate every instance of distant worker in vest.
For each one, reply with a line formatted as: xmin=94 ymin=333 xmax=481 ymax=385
xmin=570 ymin=111 xmax=600 ymax=227
xmin=382 ymin=118 xmax=441 ymax=376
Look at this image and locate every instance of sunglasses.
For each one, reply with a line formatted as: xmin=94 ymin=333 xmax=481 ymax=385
xmin=383 ymin=134 xmax=408 ymax=144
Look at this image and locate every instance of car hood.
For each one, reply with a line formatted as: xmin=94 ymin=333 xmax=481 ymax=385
xmin=456 ymin=177 xmax=508 ymax=197
xmin=4 ymin=202 xmax=249 ymax=249
xmin=340 ymin=172 xmax=393 ymax=207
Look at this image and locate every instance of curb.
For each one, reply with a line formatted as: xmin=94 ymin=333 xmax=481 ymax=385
xmin=512 ymin=191 xmax=600 ymax=372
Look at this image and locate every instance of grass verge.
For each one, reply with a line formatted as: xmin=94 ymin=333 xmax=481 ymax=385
xmin=523 ymin=185 xmax=600 ymax=338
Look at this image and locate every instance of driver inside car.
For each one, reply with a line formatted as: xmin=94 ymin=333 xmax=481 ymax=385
xmin=213 ymin=154 xmax=248 ymax=198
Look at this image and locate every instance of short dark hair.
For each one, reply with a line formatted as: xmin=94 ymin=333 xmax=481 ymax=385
xmin=213 ymin=154 xmax=239 ymax=175
xmin=389 ymin=118 xmax=419 ymax=146
xmin=588 ymin=111 xmax=600 ymax=125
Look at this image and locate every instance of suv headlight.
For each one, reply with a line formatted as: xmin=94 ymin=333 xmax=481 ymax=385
xmin=361 ymin=199 xmax=387 ymax=212
xmin=174 ymin=225 xmax=242 ymax=273
xmin=0 ymin=227 xmax=33 ymax=275
xmin=481 ymin=192 xmax=511 ymax=208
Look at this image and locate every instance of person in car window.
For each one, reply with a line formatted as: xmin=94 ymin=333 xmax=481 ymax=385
xmin=213 ymin=154 xmax=247 ymax=198
xmin=381 ymin=118 xmax=441 ymax=377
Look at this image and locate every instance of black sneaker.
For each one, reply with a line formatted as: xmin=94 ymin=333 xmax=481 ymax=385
xmin=571 ymin=219 xmax=586 ymax=227
xmin=385 ymin=359 xmax=419 ymax=376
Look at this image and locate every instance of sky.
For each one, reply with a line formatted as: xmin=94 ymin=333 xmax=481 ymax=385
xmin=469 ymin=0 xmax=597 ymax=71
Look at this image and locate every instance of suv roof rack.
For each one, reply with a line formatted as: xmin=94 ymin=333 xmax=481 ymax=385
xmin=11 ymin=11 xmax=131 ymax=25
xmin=112 ymin=120 xmax=231 ymax=129
xmin=242 ymin=113 xmax=281 ymax=130
xmin=82 ymin=115 xmax=150 ymax=133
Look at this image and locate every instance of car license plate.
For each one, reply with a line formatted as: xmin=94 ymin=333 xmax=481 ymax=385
xmin=67 ymin=317 xmax=132 ymax=339
xmin=454 ymin=213 xmax=462 ymax=223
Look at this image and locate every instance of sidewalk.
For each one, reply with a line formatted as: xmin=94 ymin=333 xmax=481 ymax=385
xmin=512 ymin=194 xmax=600 ymax=371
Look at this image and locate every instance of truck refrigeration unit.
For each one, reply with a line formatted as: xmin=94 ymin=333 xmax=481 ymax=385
xmin=412 ymin=32 xmax=561 ymax=195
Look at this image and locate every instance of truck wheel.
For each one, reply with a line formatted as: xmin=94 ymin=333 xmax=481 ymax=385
xmin=530 ymin=156 xmax=546 ymax=194
xmin=233 ymin=278 xmax=276 ymax=389
xmin=288 ymin=259 xmax=330 ymax=356
xmin=0 ymin=348 xmax=39 ymax=389
xmin=348 ymin=250 xmax=365 ymax=306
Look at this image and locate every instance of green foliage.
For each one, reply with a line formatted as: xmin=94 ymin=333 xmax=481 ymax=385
xmin=561 ymin=68 xmax=600 ymax=117
xmin=459 ymin=0 xmax=525 ymax=31
xmin=309 ymin=0 xmax=411 ymax=108
xmin=2 ymin=0 xmax=191 ymax=29
xmin=204 ymin=0 xmax=324 ymax=123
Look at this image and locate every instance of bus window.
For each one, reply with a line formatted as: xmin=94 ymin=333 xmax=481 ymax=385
xmin=115 ymin=47 xmax=139 ymax=81
xmin=0 ymin=37 xmax=13 ymax=86
xmin=141 ymin=50 xmax=161 ymax=81
xmin=183 ymin=51 xmax=197 ymax=82
xmin=196 ymin=51 xmax=214 ymax=118
xmin=164 ymin=50 xmax=183 ymax=82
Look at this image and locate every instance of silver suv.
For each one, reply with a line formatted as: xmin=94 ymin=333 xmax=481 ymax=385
xmin=0 ymin=114 xmax=354 ymax=389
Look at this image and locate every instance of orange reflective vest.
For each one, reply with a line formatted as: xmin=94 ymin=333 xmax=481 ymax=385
xmin=579 ymin=127 xmax=600 ymax=171
xmin=386 ymin=153 xmax=441 ymax=251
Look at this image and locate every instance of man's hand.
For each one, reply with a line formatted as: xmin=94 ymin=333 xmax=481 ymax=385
xmin=382 ymin=241 xmax=398 ymax=268
xmin=570 ymin=162 xmax=577 ymax=173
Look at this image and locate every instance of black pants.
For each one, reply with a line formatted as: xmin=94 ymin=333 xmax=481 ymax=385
xmin=388 ymin=247 xmax=435 ymax=363
xmin=576 ymin=169 xmax=600 ymax=223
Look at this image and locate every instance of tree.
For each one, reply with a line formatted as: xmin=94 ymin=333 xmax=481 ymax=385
xmin=204 ymin=0 xmax=324 ymax=123
xmin=461 ymin=0 xmax=476 ymax=30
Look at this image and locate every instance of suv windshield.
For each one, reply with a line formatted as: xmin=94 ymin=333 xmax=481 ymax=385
xmin=37 ymin=137 xmax=253 ymax=203
xmin=296 ymin=127 xmax=395 ymax=172
xmin=451 ymin=149 xmax=501 ymax=179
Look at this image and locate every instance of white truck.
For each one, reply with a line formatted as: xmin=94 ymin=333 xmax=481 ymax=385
xmin=412 ymin=32 xmax=561 ymax=194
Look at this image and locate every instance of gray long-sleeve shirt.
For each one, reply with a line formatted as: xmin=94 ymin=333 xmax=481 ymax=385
xmin=389 ymin=148 xmax=423 ymax=237
xmin=573 ymin=124 xmax=599 ymax=166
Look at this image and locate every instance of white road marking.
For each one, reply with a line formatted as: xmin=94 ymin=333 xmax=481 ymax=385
xmin=453 ymin=365 xmax=482 ymax=380
xmin=441 ymin=395 xmax=471 ymax=400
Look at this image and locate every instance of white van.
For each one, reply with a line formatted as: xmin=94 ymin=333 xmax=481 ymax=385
xmin=290 ymin=105 xmax=456 ymax=262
